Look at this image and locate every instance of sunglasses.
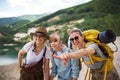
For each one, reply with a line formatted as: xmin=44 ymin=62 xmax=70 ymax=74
xmin=70 ymin=36 xmax=79 ymax=42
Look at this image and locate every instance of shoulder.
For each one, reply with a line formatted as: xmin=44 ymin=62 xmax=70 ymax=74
xmin=24 ymin=41 xmax=34 ymax=47
xmin=87 ymin=43 xmax=106 ymax=58
xmin=45 ymin=46 xmax=51 ymax=58
xmin=84 ymin=43 xmax=98 ymax=55
xmin=87 ymin=43 xmax=99 ymax=51
xmin=45 ymin=46 xmax=50 ymax=52
xmin=62 ymin=45 xmax=74 ymax=53
xmin=22 ymin=41 xmax=34 ymax=52
xmin=88 ymin=43 xmax=98 ymax=49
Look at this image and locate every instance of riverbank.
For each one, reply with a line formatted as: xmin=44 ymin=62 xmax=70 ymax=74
xmin=0 ymin=63 xmax=19 ymax=80
xmin=0 ymin=36 xmax=120 ymax=80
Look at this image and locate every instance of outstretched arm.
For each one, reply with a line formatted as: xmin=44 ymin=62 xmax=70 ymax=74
xmin=53 ymin=47 xmax=95 ymax=64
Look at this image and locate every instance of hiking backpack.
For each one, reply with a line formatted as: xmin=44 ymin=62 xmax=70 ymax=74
xmin=82 ymin=29 xmax=117 ymax=80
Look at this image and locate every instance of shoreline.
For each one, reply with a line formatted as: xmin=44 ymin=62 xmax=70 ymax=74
xmin=0 ymin=37 xmax=120 ymax=80
xmin=0 ymin=62 xmax=20 ymax=80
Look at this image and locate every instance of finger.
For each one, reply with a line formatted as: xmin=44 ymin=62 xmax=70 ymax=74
xmin=66 ymin=53 xmax=70 ymax=59
xmin=63 ymin=53 xmax=68 ymax=62
xmin=53 ymin=55 xmax=62 ymax=60
xmin=63 ymin=60 xmax=68 ymax=65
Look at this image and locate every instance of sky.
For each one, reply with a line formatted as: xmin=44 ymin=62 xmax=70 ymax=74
xmin=0 ymin=0 xmax=91 ymax=18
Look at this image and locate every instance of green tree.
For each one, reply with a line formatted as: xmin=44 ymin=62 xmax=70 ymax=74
xmin=93 ymin=0 xmax=120 ymax=14
xmin=105 ymin=14 xmax=120 ymax=35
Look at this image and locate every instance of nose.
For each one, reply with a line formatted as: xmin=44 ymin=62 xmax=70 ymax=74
xmin=73 ymin=39 xmax=77 ymax=43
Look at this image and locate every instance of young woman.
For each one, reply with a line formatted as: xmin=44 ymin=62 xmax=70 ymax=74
xmin=53 ymin=28 xmax=120 ymax=80
xmin=49 ymin=33 xmax=80 ymax=80
xmin=18 ymin=27 xmax=50 ymax=80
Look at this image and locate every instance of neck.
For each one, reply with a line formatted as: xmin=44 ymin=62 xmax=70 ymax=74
xmin=36 ymin=43 xmax=44 ymax=49
xmin=76 ymin=42 xmax=85 ymax=50
xmin=81 ymin=42 xmax=85 ymax=48
xmin=56 ymin=45 xmax=63 ymax=52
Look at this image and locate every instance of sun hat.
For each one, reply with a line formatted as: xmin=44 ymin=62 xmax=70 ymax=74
xmin=30 ymin=27 xmax=49 ymax=39
xmin=99 ymin=30 xmax=116 ymax=43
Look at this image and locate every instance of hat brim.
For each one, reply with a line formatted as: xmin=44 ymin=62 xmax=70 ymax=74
xmin=30 ymin=32 xmax=49 ymax=39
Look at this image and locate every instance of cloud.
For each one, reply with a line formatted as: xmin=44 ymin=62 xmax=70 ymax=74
xmin=0 ymin=0 xmax=92 ymax=18
xmin=0 ymin=12 xmax=10 ymax=18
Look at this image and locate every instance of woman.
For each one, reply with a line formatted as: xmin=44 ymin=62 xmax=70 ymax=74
xmin=18 ymin=27 xmax=50 ymax=80
xmin=53 ymin=29 xmax=120 ymax=80
xmin=49 ymin=33 xmax=79 ymax=80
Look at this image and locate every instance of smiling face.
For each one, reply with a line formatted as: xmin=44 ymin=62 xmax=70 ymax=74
xmin=34 ymin=33 xmax=46 ymax=45
xmin=49 ymin=34 xmax=62 ymax=51
xmin=70 ymin=29 xmax=84 ymax=49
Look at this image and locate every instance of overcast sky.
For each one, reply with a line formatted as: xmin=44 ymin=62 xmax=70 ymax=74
xmin=0 ymin=0 xmax=91 ymax=18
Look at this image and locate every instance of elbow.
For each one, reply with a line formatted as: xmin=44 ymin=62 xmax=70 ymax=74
xmin=81 ymin=49 xmax=89 ymax=56
xmin=18 ymin=50 xmax=24 ymax=59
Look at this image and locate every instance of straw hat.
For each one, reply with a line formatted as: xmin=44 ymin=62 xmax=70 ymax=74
xmin=30 ymin=27 xmax=49 ymax=39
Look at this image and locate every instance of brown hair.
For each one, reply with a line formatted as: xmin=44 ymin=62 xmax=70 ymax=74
xmin=49 ymin=33 xmax=62 ymax=42
xmin=70 ymin=28 xmax=83 ymax=36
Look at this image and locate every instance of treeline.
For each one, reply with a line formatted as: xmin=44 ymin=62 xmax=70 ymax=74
xmin=0 ymin=0 xmax=120 ymax=45
xmin=16 ymin=0 xmax=120 ymax=35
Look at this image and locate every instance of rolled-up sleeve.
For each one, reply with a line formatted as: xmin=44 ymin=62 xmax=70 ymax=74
xmin=88 ymin=43 xmax=106 ymax=59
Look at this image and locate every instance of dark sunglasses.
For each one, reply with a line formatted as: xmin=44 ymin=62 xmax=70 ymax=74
xmin=70 ymin=36 xmax=79 ymax=42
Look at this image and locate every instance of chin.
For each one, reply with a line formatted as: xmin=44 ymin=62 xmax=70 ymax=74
xmin=74 ymin=44 xmax=79 ymax=47
xmin=52 ymin=48 xmax=56 ymax=51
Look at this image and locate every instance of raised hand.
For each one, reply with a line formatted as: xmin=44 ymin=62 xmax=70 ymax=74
xmin=52 ymin=53 xmax=71 ymax=65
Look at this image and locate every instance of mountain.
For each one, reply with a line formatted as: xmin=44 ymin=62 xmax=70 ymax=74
xmin=0 ymin=13 xmax=50 ymax=45
xmin=16 ymin=0 xmax=120 ymax=35
xmin=0 ymin=0 xmax=120 ymax=45
xmin=0 ymin=17 xmax=21 ymax=27
xmin=18 ymin=13 xmax=50 ymax=21
xmin=0 ymin=13 xmax=49 ymax=27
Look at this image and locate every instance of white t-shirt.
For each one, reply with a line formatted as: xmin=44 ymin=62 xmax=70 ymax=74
xmin=23 ymin=41 xmax=51 ymax=64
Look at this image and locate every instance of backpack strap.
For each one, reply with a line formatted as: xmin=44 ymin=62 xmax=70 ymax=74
xmin=23 ymin=46 xmax=47 ymax=68
xmin=43 ymin=46 xmax=47 ymax=57
xmin=51 ymin=50 xmax=55 ymax=56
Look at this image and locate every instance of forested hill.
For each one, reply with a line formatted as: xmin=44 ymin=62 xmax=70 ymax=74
xmin=14 ymin=0 xmax=120 ymax=34
xmin=0 ymin=0 xmax=120 ymax=45
xmin=0 ymin=14 xmax=49 ymax=45
xmin=0 ymin=14 xmax=49 ymax=27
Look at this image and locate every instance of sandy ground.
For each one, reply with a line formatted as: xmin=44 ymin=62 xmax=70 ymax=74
xmin=0 ymin=36 xmax=120 ymax=80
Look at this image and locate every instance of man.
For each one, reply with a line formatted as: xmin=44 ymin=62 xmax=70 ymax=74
xmin=53 ymin=28 xmax=120 ymax=80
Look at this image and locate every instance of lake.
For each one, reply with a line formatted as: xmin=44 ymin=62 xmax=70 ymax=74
xmin=0 ymin=44 xmax=22 ymax=65
xmin=0 ymin=56 xmax=18 ymax=65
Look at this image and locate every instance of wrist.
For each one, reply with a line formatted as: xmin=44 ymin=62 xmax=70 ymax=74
xmin=19 ymin=65 xmax=22 ymax=68
xmin=68 ymin=53 xmax=71 ymax=59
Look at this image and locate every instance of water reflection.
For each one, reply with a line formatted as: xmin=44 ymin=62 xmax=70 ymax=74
xmin=0 ymin=56 xmax=17 ymax=65
xmin=0 ymin=44 xmax=22 ymax=65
